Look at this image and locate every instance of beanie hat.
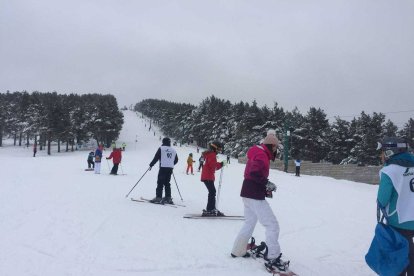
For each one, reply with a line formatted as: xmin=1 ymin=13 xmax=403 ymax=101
xmin=263 ymin=131 xmax=279 ymax=146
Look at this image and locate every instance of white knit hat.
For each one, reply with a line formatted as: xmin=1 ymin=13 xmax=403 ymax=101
xmin=263 ymin=129 xmax=279 ymax=145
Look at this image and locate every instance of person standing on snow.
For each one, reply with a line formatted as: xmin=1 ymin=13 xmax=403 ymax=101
xmin=149 ymin=137 xmax=178 ymax=204
xmin=198 ymin=155 xmax=205 ymax=172
xmin=106 ymin=147 xmax=122 ymax=175
xmin=231 ymin=130 xmax=289 ymax=273
xmin=376 ymin=137 xmax=414 ymax=276
xmin=186 ymin=153 xmax=195 ymax=175
xmin=94 ymin=144 xmax=104 ymax=174
xmin=294 ymin=158 xmax=301 ymax=177
xmin=200 ymin=141 xmax=226 ymax=216
xmin=87 ymin=151 xmax=95 ymax=169
xmin=33 ymin=142 xmax=37 ymax=157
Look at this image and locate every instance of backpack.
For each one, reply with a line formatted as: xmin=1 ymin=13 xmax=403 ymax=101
xmin=365 ymin=203 xmax=409 ymax=276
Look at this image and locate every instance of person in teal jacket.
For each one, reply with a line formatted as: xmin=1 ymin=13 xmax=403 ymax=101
xmin=377 ymin=136 xmax=414 ymax=276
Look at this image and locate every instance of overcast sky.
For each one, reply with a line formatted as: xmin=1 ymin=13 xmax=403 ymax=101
xmin=1 ymin=0 xmax=413 ymax=127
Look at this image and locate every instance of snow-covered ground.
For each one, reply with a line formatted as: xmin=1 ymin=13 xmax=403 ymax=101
xmin=0 ymin=110 xmax=378 ymax=276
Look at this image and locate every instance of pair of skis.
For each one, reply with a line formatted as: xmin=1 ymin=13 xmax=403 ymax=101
xmin=130 ymin=197 xmax=244 ymax=220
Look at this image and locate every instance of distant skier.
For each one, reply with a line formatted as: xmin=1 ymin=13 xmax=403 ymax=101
xmin=200 ymin=141 xmax=226 ymax=216
xmin=375 ymin=136 xmax=414 ymax=275
xmin=186 ymin=153 xmax=195 ymax=175
xmin=94 ymin=144 xmax=104 ymax=174
xmin=148 ymin=137 xmax=178 ymax=204
xmin=33 ymin=142 xmax=37 ymax=157
xmin=87 ymin=151 xmax=95 ymax=169
xmin=106 ymin=147 xmax=122 ymax=175
xmin=231 ymin=130 xmax=289 ymax=273
xmin=294 ymin=159 xmax=301 ymax=176
xmin=198 ymin=155 xmax=205 ymax=172
xmin=122 ymin=142 xmax=126 ymax=151
xmin=227 ymin=154 xmax=231 ymax=164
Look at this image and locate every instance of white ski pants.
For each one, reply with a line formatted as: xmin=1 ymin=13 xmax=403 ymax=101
xmin=94 ymin=162 xmax=101 ymax=174
xmin=231 ymin=197 xmax=281 ymax=259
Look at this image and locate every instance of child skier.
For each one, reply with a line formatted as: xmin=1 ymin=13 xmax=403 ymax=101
xmin=186 ymin=153 xmax=195 ymax=175
xmin=87 ymin=151 xmax=95 ymax=169
xmin=94 ymin=144 xmax=104 ymax=174
xmin=200 ymin=141 xmax=226 ymax=216
xmin=148 ymin=137 xmax=178 ymax=204
xmin=106 ymin=147 xmax=122 ymax=175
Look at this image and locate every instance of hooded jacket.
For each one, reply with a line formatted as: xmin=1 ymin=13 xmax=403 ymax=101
xmin=107 ymin=148 xmax=122 ymax=164
xmin=240 ymin=144 xmax=273 ymax=200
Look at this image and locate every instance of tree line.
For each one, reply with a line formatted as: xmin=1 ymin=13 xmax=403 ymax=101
xmin=0 ymin=91 xmax=124 ymax=154
xmin=135 ymin=96 xmax=414 ymax=166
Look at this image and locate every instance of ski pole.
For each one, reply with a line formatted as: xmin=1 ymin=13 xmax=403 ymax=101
xmin=125 ymin=167 xmax=150 ymax=198
xmin=172 ymin=172 xmax=184 ymax=201
xmin=216 ymin=166 xmax=224 ymax=210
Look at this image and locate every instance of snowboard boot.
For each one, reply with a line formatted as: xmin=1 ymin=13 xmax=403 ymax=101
xmin=160 ymin=197 xmax=174 ymax=205
xmin=149 ymin=197 xmax=162 ymax=203
xmin=265 ymin=253 xmax=290 ymax=272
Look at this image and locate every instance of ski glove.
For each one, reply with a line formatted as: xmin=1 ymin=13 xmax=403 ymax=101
xmin=265 ymin=181 xmax=277 ymax=198
xmin=221 ymin=160 xmax=227 ymax=167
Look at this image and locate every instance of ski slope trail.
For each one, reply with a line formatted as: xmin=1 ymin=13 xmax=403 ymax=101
xmin=0 ymin=110 xmax=377 ymax=275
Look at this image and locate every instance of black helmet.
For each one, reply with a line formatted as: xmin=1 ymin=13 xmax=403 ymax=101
xmin=377 ymin=136 xmax=408 ymax=159
xmin=210 ymin=141 xmax=223 ymax=152
xmin=162 ymin=137 xmax=171 ymax=146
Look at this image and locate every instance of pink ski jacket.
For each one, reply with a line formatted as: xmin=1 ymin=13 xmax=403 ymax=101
xmin=240 ymin=144 xmax=272 ymax=200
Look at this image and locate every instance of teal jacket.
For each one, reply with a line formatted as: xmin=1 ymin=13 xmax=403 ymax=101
xmin=377 ymin=152 xmax=414 ymax=230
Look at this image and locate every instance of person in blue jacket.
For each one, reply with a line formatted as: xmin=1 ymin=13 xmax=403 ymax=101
xmin=377 ymin=137 xmax=414 ymax=276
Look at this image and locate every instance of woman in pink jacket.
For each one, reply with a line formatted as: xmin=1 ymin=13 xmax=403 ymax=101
xmin=231 ymin=131 xmax=289 ymax=273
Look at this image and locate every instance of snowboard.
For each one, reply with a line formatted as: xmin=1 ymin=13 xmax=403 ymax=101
xmin=183 ymin=214 xmax=244 ymax=220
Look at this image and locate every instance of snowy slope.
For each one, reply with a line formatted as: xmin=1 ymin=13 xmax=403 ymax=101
xmin=0 ymin=110 xmax=377 ymax=276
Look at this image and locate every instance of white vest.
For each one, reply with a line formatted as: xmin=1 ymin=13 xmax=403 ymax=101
xmin=160 ymin=146 xmax=177 ymax=168
xmin=380 ymin=164 xmax=414 ymax=223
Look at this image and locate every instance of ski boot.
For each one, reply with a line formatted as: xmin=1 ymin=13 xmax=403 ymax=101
xmin=149 ymin=197 xmax=162 ymax=203
xmin=160 ymin=197 xmax=174 ymax=205
xmin=202 ymin=209 xmax=225 ymax=216
xmin=265 ymin=253 xmax=290 ymax=273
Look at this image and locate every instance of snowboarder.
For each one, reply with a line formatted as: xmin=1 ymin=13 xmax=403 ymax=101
xmin=376 ymin=136 xmax=414 ymax=276
xmin=200 ymin=141 xmax=226 ymax=216
xmin=33 ymin=142 xmax=37 ymax=157
xmin=149 ymin=137 xmax=178 ymax=204
xmin=231 ymin=130 xmax=289 ymax=272
xmin=106 ymin=147 xmax=122 ymax=175
xmin=294 ymin=159 xmax=301 ymax=177
xmin=94 ymin=144 xmax=104 ymax=174
xmin=186 ymin=153 xmax=195 ymax=175
xmin=198 ymin=155 xmax=205 ymax=172
xmin=87 ymin=151 xmax=95 ymax=169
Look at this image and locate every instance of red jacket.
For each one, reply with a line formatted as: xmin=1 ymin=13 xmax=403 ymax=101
xmin=240 ymin=144 xmax=272 ymax=200
xmin=107 ymin=149 xmax=122 ymax=164
xmin=200 ymin=151 xmax=223 ymax=181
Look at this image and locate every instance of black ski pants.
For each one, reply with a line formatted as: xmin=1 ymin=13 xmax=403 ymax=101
xmin=156 ymin=167 xmax=173 ymax=198
xmin=203 ymin=180 xmax=216 ymax=211
xmin=88 ymin=160 xmax=95 ymax=169
xmin=397 ymin=228 xmax=414 ymax=276
xmin=198 ymin=162 xmax=204 ymax=171
xmin=110 ymin=163 xmax=119 ymax=175
xmin=295 ymin=166 xmax=300 ymax=176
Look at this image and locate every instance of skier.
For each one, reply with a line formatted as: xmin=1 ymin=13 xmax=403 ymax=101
xmin=231 ymin=131 xmax=289 ymax=272
xmin=200 ymin=141 xmax=226 ymax=216
xmin=227 ymin=154 xmax=231 ymax=164
xmin=122 ymin=142 xmax=126 ymax=151
xmin=294 ymin=158 xmax=301 ymax=177
xmin=198 ymin=155 xmax=205 ymax=172
xmin=106 ymin=147 xmax=122 ymax=175
xmin=94 ymin=144 xmax=104 ymax=174
xmin=33 ymin=142 xmax=37 ymax=157
xmin=149 ymin=137 xmax=178 ymax=204
xmin=186 ymin=153 xmax=195 ymax=175
xmin=87 ymin=151 xmax=95 ymax=169
xmin=377 ymin=136 xmax=414 ymax=275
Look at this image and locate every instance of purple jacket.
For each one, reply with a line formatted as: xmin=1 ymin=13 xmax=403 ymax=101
xmin=240 ymin=144 xmax=272 ymax=200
